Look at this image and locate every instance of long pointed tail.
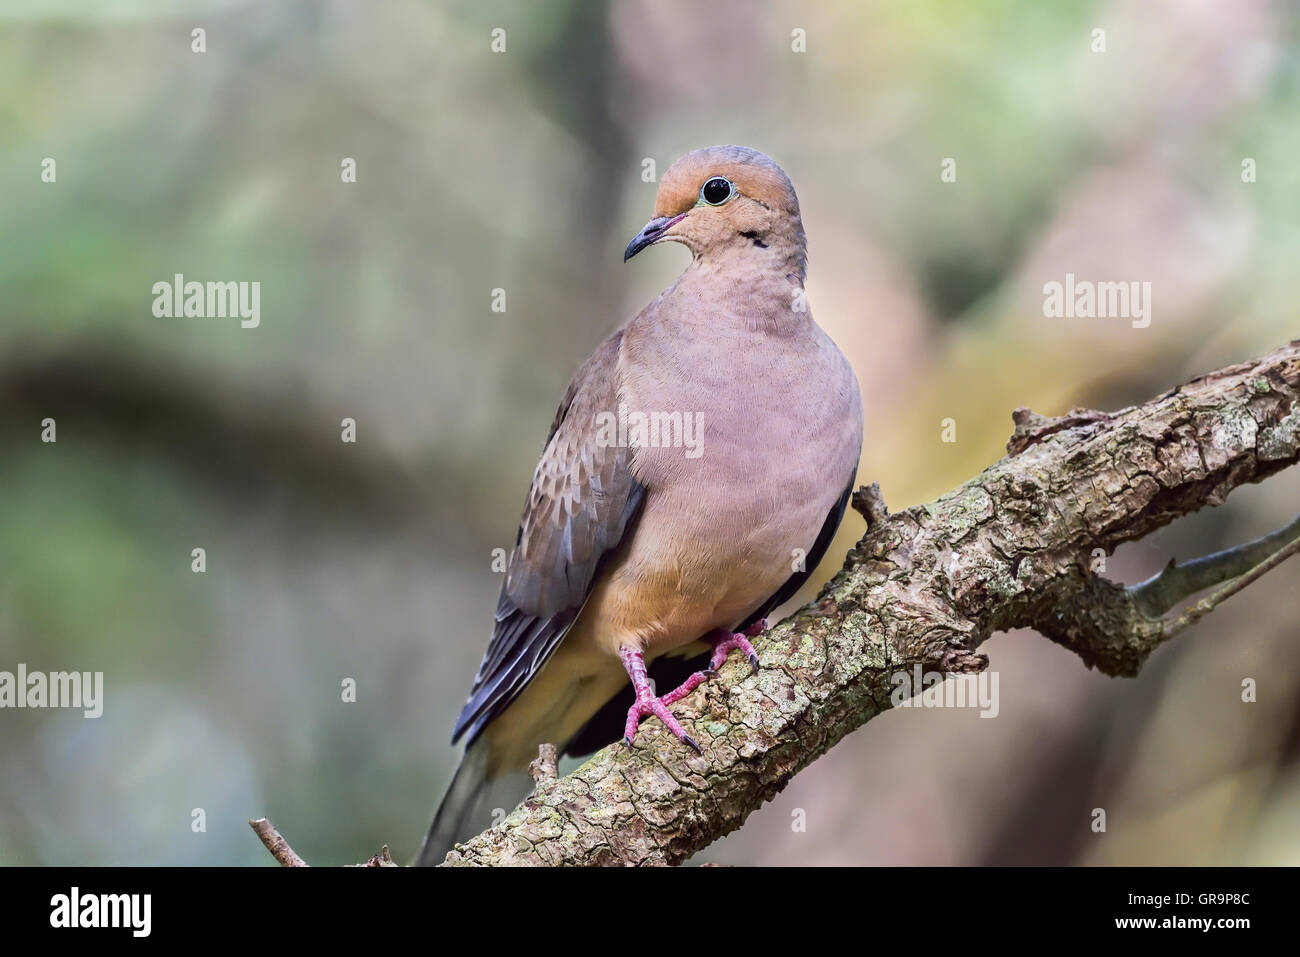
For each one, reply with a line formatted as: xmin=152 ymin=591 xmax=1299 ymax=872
xmin=415 ymin=738 xmax=530 ymax=865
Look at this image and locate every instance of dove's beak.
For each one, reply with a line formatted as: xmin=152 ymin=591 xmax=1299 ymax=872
xmin=624 ymin=213 xmax=687 ymax=262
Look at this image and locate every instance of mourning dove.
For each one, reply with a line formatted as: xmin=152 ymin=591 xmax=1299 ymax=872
xmin=417 ymin=145 xmax=863 ymax=864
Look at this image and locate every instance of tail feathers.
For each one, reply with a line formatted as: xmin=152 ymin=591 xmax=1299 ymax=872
xmin=415 ymin=738 xmax=531 ymax=865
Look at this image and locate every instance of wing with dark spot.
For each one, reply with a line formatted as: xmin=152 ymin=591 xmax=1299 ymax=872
xmin=452 ymin=331 xmax=644 ymax=748
xmin=563 ymin=475 xmax=857 ymax=758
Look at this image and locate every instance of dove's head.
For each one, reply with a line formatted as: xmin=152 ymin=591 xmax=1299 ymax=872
xmin=624 ymin=145 xmax=806 ymax=281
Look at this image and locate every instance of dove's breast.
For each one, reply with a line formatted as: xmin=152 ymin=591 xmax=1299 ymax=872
xmin=580 ymin=308 xmax=863 ymax=659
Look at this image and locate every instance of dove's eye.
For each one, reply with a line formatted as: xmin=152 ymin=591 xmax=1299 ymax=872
xmin=700 ymin=177 xmax=735 ymax=206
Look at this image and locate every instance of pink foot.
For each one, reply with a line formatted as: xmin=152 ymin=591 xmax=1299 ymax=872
xmin=619 ymin=646 xmax=703 ymax=752
xmin=703 ymin=618 xmax=766 ymax=673
xmin=618 ymin=623 xmax=768 ymax=751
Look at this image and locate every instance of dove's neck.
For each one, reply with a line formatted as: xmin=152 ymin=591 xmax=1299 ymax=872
xmin=664 ymin=246 xmax=811 ymax=336
xmin=696 ymin=228 xmax=807 ymax=283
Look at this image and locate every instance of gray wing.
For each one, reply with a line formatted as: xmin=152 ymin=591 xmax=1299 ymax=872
xmin=452 ymin=331 xmax=644 ymax=747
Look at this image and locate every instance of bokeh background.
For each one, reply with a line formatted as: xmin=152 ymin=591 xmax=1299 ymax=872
xmin=1 ymin=0 xmax=1297 ymax=865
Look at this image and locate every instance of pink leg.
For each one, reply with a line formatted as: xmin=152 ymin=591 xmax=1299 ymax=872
xmin=703 ymin=618 xmax=766 ymax=673
xmin=618 ymin=621 xmax=769 ymax=751
xmin=619 ymin=645 xmax=702 ymax=752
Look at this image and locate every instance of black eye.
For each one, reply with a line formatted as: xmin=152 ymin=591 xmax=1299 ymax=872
xmin=700 ymin=176 xmax=734 ymax=206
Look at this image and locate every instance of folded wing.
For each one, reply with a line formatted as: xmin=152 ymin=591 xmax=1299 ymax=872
xmin=452 ymin=331 xmax=644 ymax=748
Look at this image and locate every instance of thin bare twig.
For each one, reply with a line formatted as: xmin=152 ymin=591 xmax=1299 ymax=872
xmin=1132 ymin=513 xmax=1300 ymax=617
xmin=249 ymin=817 xmax=308 ymax=867
xmin=1161 ymin=528 xmax=1300 ymax=638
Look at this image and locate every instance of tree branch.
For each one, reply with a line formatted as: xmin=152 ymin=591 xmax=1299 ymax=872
xmin=253 ymin=338 xmax=1300 ymax=866
xmin=1025 ymin=512 xmax=1300 ymax=676
xmin=440 ymin=339 xmax=1300 ymax=865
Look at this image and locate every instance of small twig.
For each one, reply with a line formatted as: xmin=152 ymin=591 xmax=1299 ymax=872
xmin=529 ymin=743 xmax=559 ymax=785
xmin=1028 ymin=512 xmax=1300 ymax=676
xmin=1161 ymin=531 xmax=1300 ymax=638
xmin=249 ymin=817 xmax=309 ymax=867
xmin=1131 ymin=513 xmax=1300 ymax=617
xmin=850 ymin=481 xmax=888 ymax=527
xmin=1006 ymin=406 xmax=1113 ymax=455
xmin=359 ymin=845 xmax=398 ymax=867
xmin=251 ymin=816 xmax=401 ymax=866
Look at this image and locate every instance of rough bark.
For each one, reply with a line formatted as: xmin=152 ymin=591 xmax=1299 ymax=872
xmin=433 ymin=339 xmax=1300 ymax=866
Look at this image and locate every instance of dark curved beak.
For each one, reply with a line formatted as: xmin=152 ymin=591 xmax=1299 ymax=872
xmin=624 ymin=213 xmax=685 ymax=262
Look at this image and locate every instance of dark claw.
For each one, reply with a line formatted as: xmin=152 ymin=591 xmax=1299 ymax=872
xmin=747 ymin=652 xmax=760 ymax=671
xmin=683 ymin=735 xmax=702 ymax=753
xmin=623 ymin=736 xmax=634 ymax=749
